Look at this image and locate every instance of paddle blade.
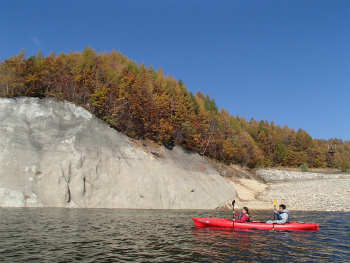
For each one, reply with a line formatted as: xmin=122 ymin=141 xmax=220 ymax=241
xmin=273 ymin=200 xmax=277 ymax=206
xmin=232 ymin=199 xmax=235 ymax=220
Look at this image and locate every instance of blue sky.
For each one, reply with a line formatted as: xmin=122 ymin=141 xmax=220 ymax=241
xmin=1 ymin=0 xmax=349 ymax=141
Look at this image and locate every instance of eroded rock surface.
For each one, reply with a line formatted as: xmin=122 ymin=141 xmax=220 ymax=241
xmin=0 ymin=98 xmax=235 ymax=209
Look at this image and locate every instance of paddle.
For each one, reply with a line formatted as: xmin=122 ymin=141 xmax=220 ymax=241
xmin=273 ymin=199 xmax=277 ymax=220
xmin=232 ymin=199 xmax=235 ymax=228
xmin=273 ymin=199 xmax=277 ymax=230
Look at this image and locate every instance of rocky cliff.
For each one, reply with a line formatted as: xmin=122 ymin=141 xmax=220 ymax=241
xmin=0 ymin=97 xmax=236 ymax=209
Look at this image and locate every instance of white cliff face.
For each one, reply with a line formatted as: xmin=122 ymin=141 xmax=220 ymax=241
xmin=0 ymin=97 xmax=236 ymax=209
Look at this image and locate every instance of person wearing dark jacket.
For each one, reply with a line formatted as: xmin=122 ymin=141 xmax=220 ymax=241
xmin=234 ymin=207 xmax=251 ymax=223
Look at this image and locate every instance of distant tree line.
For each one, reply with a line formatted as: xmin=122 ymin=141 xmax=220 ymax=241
xmin=1 ymin=47 xmax=349 ymax=171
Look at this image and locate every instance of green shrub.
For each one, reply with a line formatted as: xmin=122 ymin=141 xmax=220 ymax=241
xmin=300 ymin=163 xmax=309 ymax=172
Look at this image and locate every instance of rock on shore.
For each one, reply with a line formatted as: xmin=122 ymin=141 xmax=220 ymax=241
xmin=0 ymin=97 xmax=236 ymax=209
xmin=256 ymin=169 xmax=350 ymax=181
xmin=256 ymin=169 xmax=350 ymax=212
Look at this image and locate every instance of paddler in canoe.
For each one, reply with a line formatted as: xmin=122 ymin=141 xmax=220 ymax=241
xmin=233 ymin=206 xmax=251 ymax=223
xmin=193 ymin=200 xmax=318 ymax=230
xmin=266 ymin=204 xmax=290 ymax=224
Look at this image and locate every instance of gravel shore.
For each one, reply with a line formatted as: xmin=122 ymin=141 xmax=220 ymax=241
xmin=256 ymin=169 xmax=350 ymax=212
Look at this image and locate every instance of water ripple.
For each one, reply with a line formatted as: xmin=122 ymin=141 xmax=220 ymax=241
xmin=0 ymin=209 xmax=349 ymax=262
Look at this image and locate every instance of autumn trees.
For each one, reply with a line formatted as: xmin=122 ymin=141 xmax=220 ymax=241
xmin=1 ymin=47 xmax=349 ymax=171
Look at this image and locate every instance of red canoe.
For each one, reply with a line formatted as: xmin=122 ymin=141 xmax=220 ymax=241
xmin=192 ymin=217 xmax=319 ymax=231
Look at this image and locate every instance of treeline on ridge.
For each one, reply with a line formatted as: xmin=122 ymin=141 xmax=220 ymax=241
xmin=1 ymin=47 xmax=349 ymax=171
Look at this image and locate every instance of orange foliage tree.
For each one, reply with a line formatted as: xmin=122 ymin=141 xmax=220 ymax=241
xmin=1 ymin=47 xmax=349 ymax=171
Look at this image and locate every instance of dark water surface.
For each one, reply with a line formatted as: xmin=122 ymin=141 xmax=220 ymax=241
xmin=0 ymin=209 xmax=349 ymax=262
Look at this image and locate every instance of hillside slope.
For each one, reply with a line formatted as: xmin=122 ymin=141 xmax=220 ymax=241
xmin=0 ymin=98 xmax=236 ymax=209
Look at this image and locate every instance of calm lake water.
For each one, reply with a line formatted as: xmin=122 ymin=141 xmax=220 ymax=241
xmin=0 ymin=208 xmax=349 ymax=262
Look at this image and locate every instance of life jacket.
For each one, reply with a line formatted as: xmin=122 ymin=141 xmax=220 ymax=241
xmin=238 ymin=213 xmax=250 ymax=222
xmin=277 ymin=210 xmax=290 ymax=223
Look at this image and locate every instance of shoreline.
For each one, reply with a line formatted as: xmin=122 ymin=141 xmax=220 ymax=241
xmin=227 ymin=169 xmax=350 ymax=212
